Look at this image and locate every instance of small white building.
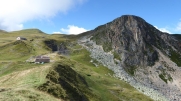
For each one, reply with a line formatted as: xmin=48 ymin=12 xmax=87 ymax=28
xmin=16 ymin=37 xmax=27 ymax=40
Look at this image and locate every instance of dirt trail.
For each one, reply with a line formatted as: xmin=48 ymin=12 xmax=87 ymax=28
xmin=1 ymin=65 xmax=49 ymax=88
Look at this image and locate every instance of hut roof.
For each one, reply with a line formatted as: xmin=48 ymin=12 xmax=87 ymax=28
xmin=36 ymin=56 xmax=50 ymax=59
xmin=35 ymin=55 xmax=50 ymax=63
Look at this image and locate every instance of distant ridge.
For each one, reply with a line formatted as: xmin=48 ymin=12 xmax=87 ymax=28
xmin=11 ymin=28 xmax=46 ymax=34
xmin=0 ymin=29 xmax=8 ymax=33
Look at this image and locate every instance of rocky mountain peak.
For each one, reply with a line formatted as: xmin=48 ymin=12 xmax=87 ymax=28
xmin=80 ymin=15 xmax=181 ymax=100
xmin=111 ymin=15 xmax=159 ymax=43
xmin=112 ymin=15 xmax=151 ymax=30
xmin=84 ymin=15 xmax=181 ymax=67
xmin=114 ymin=15 xmax=147 ymax=24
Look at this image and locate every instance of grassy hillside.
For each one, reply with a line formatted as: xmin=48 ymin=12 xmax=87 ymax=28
xmin=0 ymin=29 xmax=71 ymax=61
xmin=68 ymin=47 xmax=153 ymax=101
xmin=0 ymin=29 xmax=153 ymax=101
xmin=0 ymin=29 xmax=45 ymax=46
xmin=0 ymin=60 xmax=61 ymax=101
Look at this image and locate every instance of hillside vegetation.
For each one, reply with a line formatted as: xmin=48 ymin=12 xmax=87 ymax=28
xmin=0 ymin=29 xmax=153 ymax=101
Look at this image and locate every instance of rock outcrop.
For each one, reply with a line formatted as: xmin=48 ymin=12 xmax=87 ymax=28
xmin=89 ymin=15 xmax=181 ymax=67
xmin=44 ymin=39 xmax=68 ymax=54
xmin=79 ymin=15 xmax=181 ymax=101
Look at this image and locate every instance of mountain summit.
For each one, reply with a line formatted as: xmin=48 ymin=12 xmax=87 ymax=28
xmin=79 ymin=15 xmax=181 ymax=100
xmin=90 ymin=15 xmax=181 ymax=67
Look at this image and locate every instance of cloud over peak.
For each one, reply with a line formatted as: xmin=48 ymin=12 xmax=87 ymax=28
xmin=0 ymin=0 xmax=85 ymax=31
xmin=60 ymin=25 xmax=88 ymax=35
xmin=154 ymin=26 xmax=172 ymax=34
xmin=176 ymin=22 xmax=181 ymax=32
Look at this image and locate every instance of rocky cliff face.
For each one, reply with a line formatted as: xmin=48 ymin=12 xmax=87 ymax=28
xmin=44 ymin=39 xmax=68 ymax=54
xmin=79 ymin=15 xmax=181 ymax=101
xmin=90 ymin=15 xmax=181 ymax=67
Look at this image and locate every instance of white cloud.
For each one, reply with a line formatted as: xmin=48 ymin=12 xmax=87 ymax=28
xmin=176 ymin=22 xmax=181 ymax=32
xmin=60 ymin=25 xmax=88 ymax=34
xmin=154 ymin=26 xmax=172 ymax=34
xmin=0 ymin=0 xmax=85 ymax=31
xmin=52 ymin=32 xmax=62 ymax=34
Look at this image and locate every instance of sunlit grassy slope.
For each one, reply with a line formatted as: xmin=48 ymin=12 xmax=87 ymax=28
xmin=68 ymin=47 xmax=153 ymax=101
xmin=0 ymin=29 xmax=68 ymax=61
xmin=0 ymin=29 xmax=153 ymax=101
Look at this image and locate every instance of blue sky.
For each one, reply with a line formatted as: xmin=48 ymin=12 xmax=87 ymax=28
xmin=0 ymin=0 xmax=181 ymax=34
